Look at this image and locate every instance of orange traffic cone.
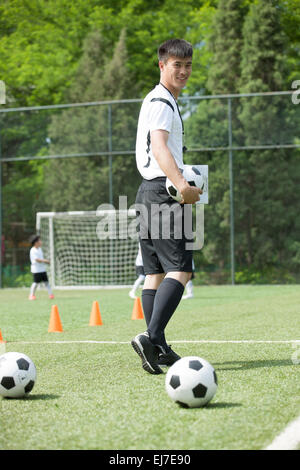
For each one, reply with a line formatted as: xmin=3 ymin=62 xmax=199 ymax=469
xmin=0 ymin=329 xmax=6 ymax=343
xmin=131 ymin=297 xmax=144 ymax=320
xmin=89 ymin=301 xmax=103 ymax=326
xmin=48 ymin=305 xmax=63 ymax=332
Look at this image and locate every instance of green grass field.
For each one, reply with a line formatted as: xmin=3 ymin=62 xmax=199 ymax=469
xmin=0 ymin=285 xmax=299 ymax=450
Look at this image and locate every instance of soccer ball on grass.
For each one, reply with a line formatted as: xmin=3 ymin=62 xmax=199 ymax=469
xmin=0 ymin=352 xmax=37 ymax=398
xmin=165 ymin=356 xmax=217 ymax=408
xmin=166 ymin=165 xmax=205 ymax=202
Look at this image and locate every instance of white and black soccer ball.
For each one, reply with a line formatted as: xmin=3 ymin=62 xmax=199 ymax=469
xmin=0 ymin=352 xmax=36 ymax=398
xmin=166 ymin=165 xmax=205 ymax=202
xmin=165 ymin=356 xmax=217 ymax=408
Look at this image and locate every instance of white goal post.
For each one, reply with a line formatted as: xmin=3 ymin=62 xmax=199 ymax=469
xmin=36 ymin=210 xmax=139 ymax=289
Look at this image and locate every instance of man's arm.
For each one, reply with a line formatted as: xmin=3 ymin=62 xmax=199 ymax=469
xmin=35 ymin=258 xmax=50 ymax=264
xmin=151 ymin=129 xmax=202 ymax=204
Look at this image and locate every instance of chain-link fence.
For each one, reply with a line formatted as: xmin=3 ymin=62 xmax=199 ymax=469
xmin=1 ymin=91 xmax=299 ymax=287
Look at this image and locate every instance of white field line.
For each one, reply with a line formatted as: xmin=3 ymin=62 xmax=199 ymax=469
xmin=264 ymin=415 xmax=300 ymax=450
xmin=9 ymin=339 xmax=300 ymax=345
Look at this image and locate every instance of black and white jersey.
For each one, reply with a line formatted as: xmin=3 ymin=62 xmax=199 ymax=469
xmin=135 ymin=83 xmax=184 ymax=180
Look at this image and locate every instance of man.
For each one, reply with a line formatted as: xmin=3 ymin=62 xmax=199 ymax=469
xmin=131 ymin=39 xmax=202 ymax=374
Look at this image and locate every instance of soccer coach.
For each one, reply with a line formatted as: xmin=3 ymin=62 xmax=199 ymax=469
xmin=131 ymin=39 xmax=202 ymax=375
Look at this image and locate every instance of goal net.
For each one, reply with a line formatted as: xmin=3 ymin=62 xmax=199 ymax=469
xmin=36 ymin=210 xmax=139 ymax=289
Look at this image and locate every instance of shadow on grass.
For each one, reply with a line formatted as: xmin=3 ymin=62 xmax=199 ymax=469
xmin=177 ymin=402 xmax=242 ymax=410
xmin=24 ymin=394 xmax=60 ymax=400
xmin=205 ymin=402 xmax=242 ymax=410
xmin=2 ymin=394 xmax=60 ymax=401
xmin=214 ymin=358 xmax=292 ymax=371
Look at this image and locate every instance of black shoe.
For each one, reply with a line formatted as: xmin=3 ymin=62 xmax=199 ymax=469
xmin=131 ymin=332 xmax=163 ymax=375
xmin=157 ymin=345 xmax=181 ymax=366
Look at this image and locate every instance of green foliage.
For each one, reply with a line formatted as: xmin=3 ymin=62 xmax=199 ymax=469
xmin=2 ymin=265 xmax=32 ymax=287
xmin=1 ymin=0 xmax=300 ymax=284
xmin=0 ymin=0 xmax=104 ymax=106
xmin=0 ymin=0 xmax=213 ymax=107
xmin=235 ymin=266 xmax=298 ymax=284
xmin=207 ymin=0 xmax=246 ymax=94
xmin=40 ymin=29 xmax=140 ymax=211
xmin=184 ymin=0 xmax=300 ymax=279
xmin=233 ymin=1 xmax=299 ymax=272
xmin=239 ymin=0 xmax=288 ymax=92
xmin=280 ymin=0 xmax=300 ymax=83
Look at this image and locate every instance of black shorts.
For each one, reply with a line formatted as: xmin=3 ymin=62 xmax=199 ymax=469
xmin=136 ymin=265 xmax=145 ymax=277
xmin=33 ymin=272 xmax=49 ymax=283
xmin=135 ymin=177 xmax=193 ymax=275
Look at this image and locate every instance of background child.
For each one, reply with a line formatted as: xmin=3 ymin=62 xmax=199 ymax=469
xmin=29 ymin=235 xmax=54 ymax=300
xmin=129 ymin=244 xmax=145 ymax=299
xmin=182 ymin=259 xmax=195 ymax=299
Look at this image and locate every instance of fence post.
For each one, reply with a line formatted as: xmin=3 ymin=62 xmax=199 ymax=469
xmin=228 ymin=97 xmax=235 ymax=285
xmin=0 ymin=121 xmax=2 ymax=289
xmin=108 ymin=104 xmax=113 ymax=206
xmin=49 ymin=216 xmax=56 ymax=289
xmin=0 ymin=81 xmax=5 ymax=288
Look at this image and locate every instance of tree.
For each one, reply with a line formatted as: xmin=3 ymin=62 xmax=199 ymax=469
xmin=235 ymin=0 xmax=300 ymax=274
xmin=185 ymin=0 xmax=248 ymax=279
xmin=0 ymin=0 xmax=113 ymax=106
xmin=1 ymin=0 xmax=299 ymax=283
xmin=207 ymin=0 xmax=246 ymax=94
xmin=40 ymin=29 xmax=140 ymax=212
xmin=185 ymin=0 xmax=300 ymax=282
xmin=1 ymin=0 xmax=217 ymax=282
xmin=280 ymin=0 xmax=300 ymax=84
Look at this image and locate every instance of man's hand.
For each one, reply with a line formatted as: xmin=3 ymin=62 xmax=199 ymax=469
xmin=178 ymin=181 xmax=202 ymax=204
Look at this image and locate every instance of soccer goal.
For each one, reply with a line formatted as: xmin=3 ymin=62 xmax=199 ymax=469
xmin=36 ymin=210 xmax=139 ymax=289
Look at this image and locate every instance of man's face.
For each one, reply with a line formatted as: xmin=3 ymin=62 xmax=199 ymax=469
xmin=159 ymin=55 xmax=192 ymax=97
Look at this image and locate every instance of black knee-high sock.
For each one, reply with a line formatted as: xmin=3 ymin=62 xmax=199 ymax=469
xmin=147 ymin=278 xmax=184 ymax=350
xmin=141 ymin=289 xmax=156 ymax=327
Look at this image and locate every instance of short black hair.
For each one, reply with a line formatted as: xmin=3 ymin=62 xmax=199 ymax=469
xmin=158 ymin=39 xmax=193 ymax=63
xmin=30 ymin=234 xmax=40 ymax=246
